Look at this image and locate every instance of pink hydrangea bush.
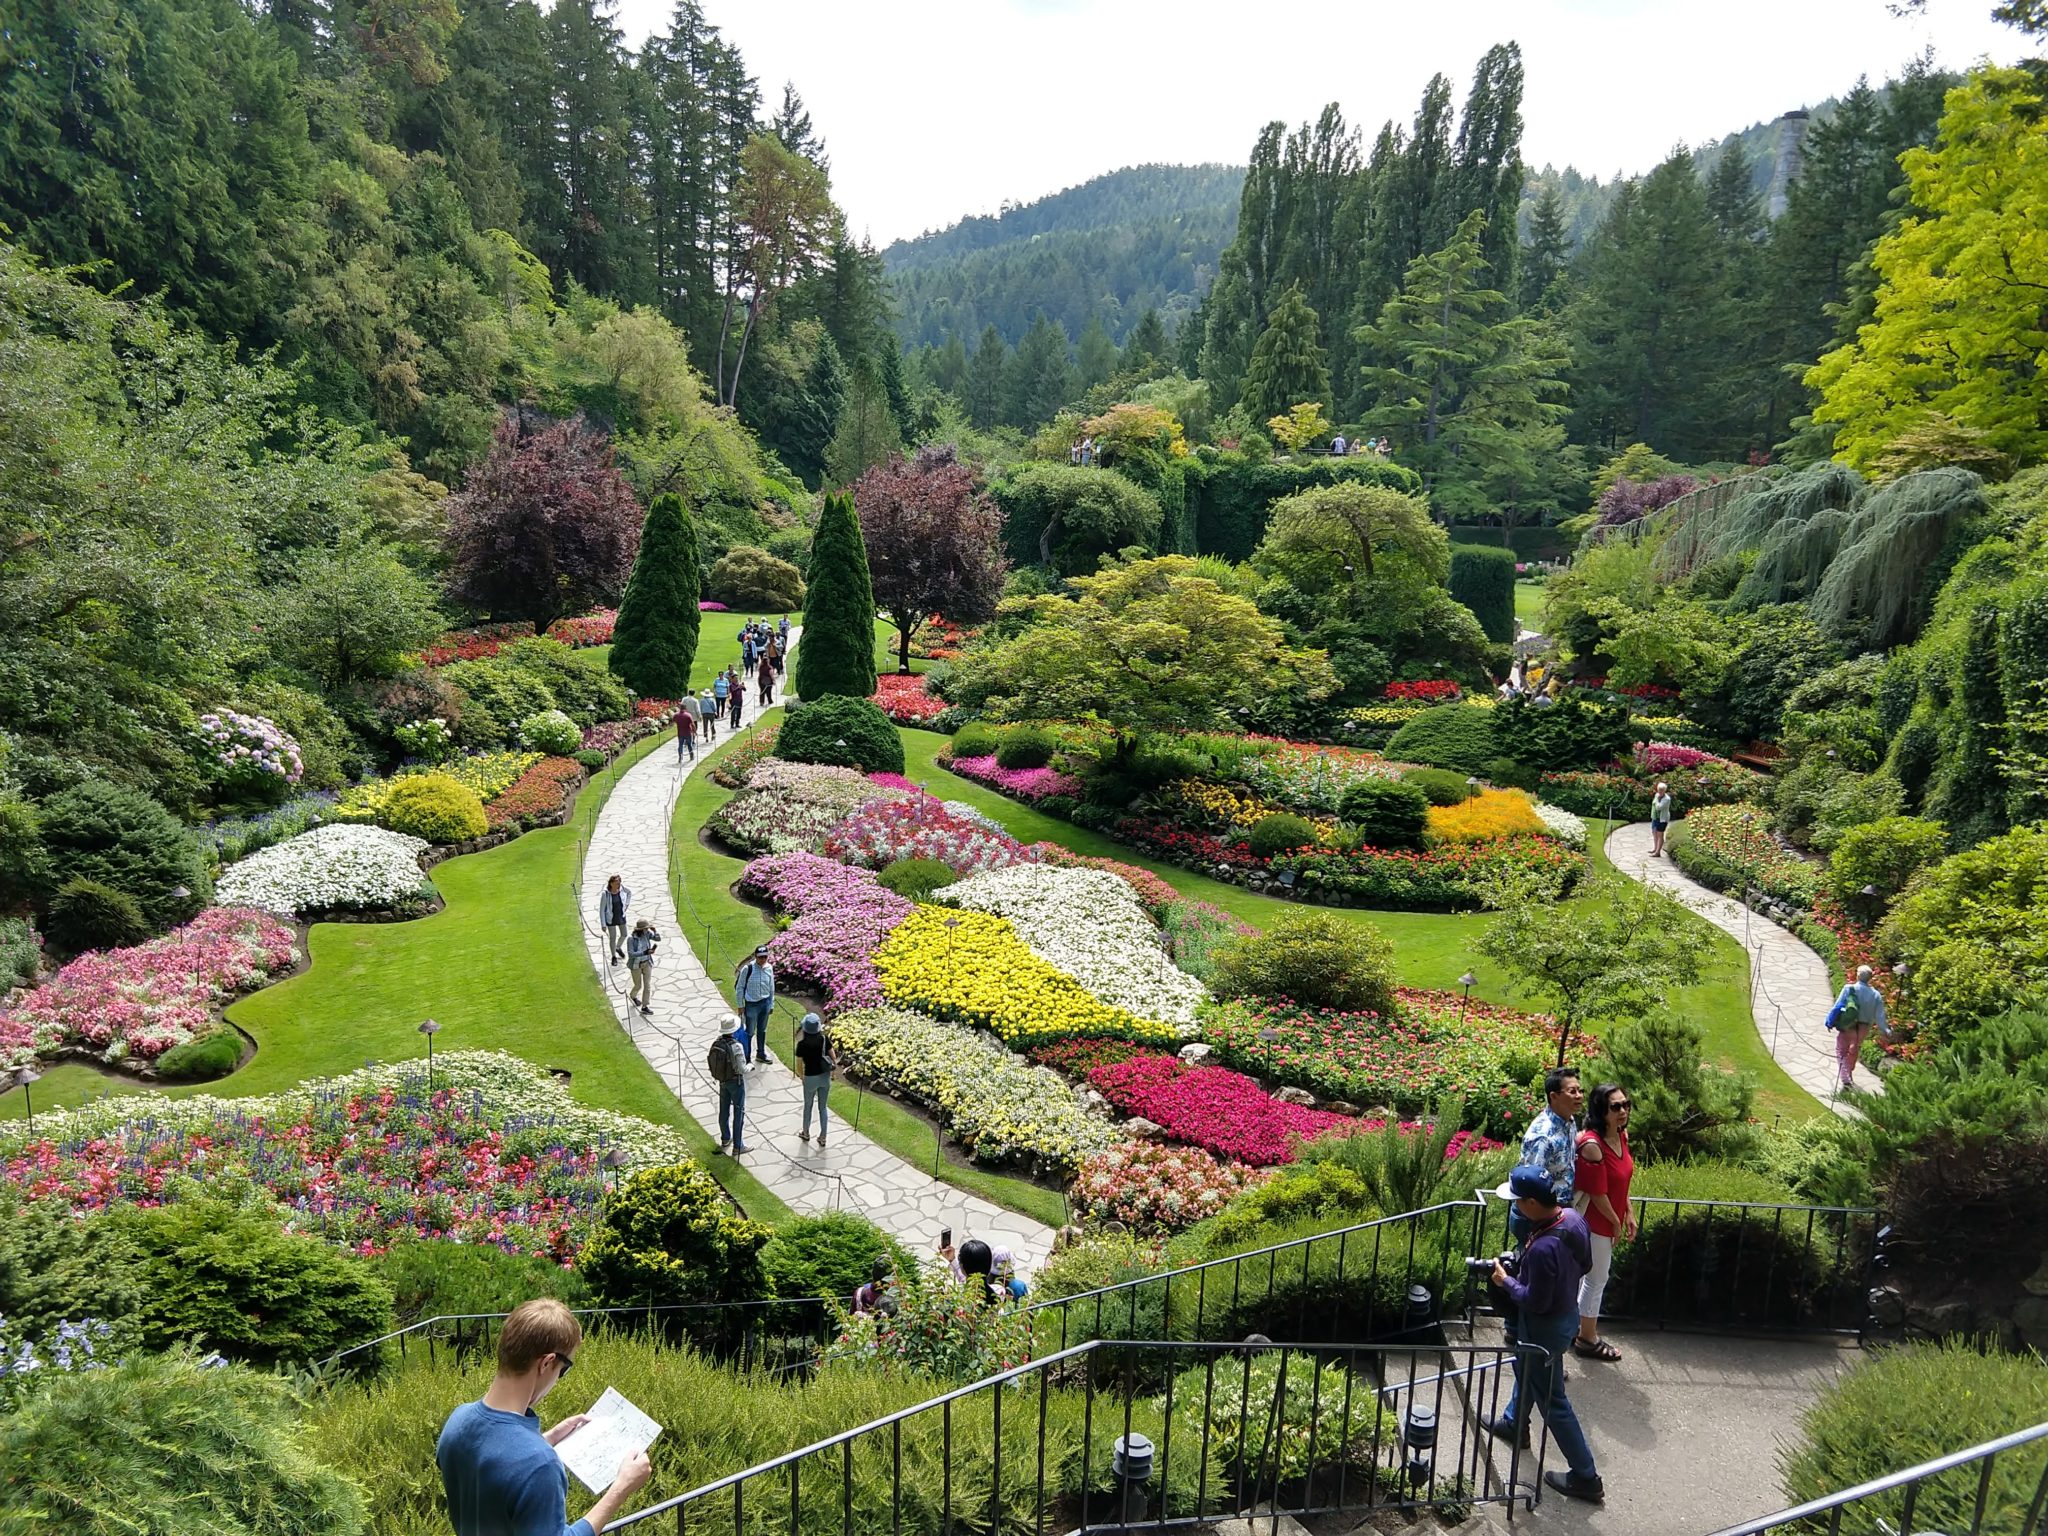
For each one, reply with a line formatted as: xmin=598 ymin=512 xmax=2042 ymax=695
xmin=0 ymin=908 xmax=297 ymax=1070
xmin=823 ymin=795 xmax=1045 ymax=875
xmin=1086 ymin=1054 xmax=1356 ymax=1166
xmin=1070 ymin=1140 xmax=1271 ymax=1233
xmin=944 ymin=753 xmax=1084 ymax=804
xmin=738 ymin=852 xmax=913 ymax=1010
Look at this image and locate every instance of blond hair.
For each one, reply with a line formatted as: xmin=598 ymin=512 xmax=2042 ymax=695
xmin=498 ymin=1298 xmax=582 ymax=1374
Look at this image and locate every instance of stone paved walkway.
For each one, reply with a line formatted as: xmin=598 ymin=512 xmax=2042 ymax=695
xmin=1604 ymin=821 xmax=1880 ymax=1110
xmin=579 ymin=635 xmax=1054 ymax=1271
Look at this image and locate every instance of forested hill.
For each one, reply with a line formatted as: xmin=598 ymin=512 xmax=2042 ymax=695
xmin=882 ymin=164 xmax=1244 ymax=349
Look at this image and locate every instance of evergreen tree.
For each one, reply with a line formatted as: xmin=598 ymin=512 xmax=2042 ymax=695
xmin=1004 ymin=313 xmax=1074 ymax=428
xmin=769 ymin=81 xmax=827 ymax=170
xmin=1447 ymin=43 xmax=1527 ymax=290
xmin=824 ymin=361 xmax=902 ymax=485
xmin=1121 ymin=309 xmax=1170 ymax=375
xmin=1519 ymin=184 xmax=1570 ymax=311
xmin=1075 ymin=313 xmax=1119 ymax=391
xmin=929 ymin=334 xmax=970 ymax=397
xmin=965 ymin=324 xmax=1009 ymax=429
xmin=1241 ymin=283 xmax=1331 ymax=424
xmin=794 ymin=491 xmax=878 ymax=701
xmin=610 ymin=493 xmax=702 ymax=697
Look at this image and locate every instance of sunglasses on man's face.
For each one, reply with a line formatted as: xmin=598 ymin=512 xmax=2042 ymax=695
xmin=552 ymin=1353 xmax=576 ymax=1377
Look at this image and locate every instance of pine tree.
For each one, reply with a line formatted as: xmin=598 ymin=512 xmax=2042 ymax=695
xmin=1074 ymin=313 xmax=1119 ymax=390
xmin=1241 ymin=283 xmax=1330 ymax=423
xmin=966 ymin=324 xmax=1009 ymax=429
xmin=1004 ymin=314 xmax=1074 ymax=428
xmin=795 ymin=492 xmax=878 ymax=701
xmin=1519 ymin=185 xmax=1570 ymax=311
xmin=824 ymin=362 xmax=902 ymax=485
xmin=1121 ymin=309 xmax=1170 ymax=375
xmin=610 ymin=493 xmax=702 ymax=698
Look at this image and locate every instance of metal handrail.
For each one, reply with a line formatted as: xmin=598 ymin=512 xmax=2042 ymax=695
xmin=1703 ymin=1419 xmax=2048 ymax=1535
xmin=315 ymin=1296 xmax=834 ymax=1370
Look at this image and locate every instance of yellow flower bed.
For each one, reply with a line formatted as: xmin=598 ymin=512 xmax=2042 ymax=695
xmin=335 ymin=752 xmax=542 ymax=823
xmin=1426 ymin=787 xmax=1548 ymax=844
xmin=1164 ymin=779 xmax=1340 ymax=841
xmin=872 ymin=906 xmax=1184 ymax=1050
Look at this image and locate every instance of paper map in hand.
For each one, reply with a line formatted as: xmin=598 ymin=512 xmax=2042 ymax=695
xmin=555 ymin=1387 xmax=662 ymax=1493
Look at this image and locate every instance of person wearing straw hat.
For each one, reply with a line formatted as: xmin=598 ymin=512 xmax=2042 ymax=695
xmin=794 ymin=1012 xmax=833 ymax=1146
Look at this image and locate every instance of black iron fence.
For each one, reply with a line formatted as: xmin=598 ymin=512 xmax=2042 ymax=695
xmin=1704 ymin=1419 xmax=2048 ymax=1536
xmin=609 ymin=1337 xmax=1556 ymax=1535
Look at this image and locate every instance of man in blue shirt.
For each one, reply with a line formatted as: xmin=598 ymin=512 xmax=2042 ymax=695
xmin=733 ymin=945 xmax=775 ymax=1065
xmin=437 ymin=1299 xmax=651 ymax=1536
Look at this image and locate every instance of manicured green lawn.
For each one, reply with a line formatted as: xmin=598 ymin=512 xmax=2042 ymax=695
xmin=1513 ymin=579 xmax=1547 ymax=632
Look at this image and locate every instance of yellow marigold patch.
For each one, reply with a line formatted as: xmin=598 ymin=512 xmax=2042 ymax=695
xmin=1426 ymin=787 xmax=1548 ymax=844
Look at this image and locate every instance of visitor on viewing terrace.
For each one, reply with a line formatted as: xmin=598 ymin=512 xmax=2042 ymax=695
xmin=1572 ymin=1083 xmax=1636 ymax=1363
xmin=597 ymin=875 xmax=630 ymax=964
xmin=795 ymin=1011 xmax=832 ymax=1145
xmin=1825 ymin=963 xmax=1890 ymax=1090
xmin=1330 ymin=432 xmax=1347 ymax=455
xmin=733 ymin=946 xmax=775 ymax=1064
xmin=437 ymin=1298 xmax=652 ymax=1536
xmin=1649 ymin=781 xmax=1674 ymax=857
xmin=1518 ymin=1067 xmax=1595 ymax=1238
xmin=1482 ymin=1165 xmax=1606 ymax=1504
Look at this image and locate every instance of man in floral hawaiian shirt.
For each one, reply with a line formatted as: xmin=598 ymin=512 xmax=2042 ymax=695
xmin=1517 ymin=1068 xmax=1599 ymax=1230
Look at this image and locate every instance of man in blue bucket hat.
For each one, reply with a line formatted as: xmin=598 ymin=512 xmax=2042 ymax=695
xmin=1482 ymin=1162 xmax=1605 ymax=1504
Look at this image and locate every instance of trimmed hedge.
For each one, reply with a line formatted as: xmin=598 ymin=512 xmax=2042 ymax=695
xmin=1449 ymin=543 xmax=1517 ymax=644
xmin=1184 ymin=453 xmax=1423 ymax=561
xmin=1384 ymin=704 xmax=1499 ymax=776
xmin=778 ymin=695 xmax=906 ymax=775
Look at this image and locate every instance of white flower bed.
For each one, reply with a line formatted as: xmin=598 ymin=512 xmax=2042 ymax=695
xmin=941 ymin=800 xmax=1008 ymax=836
xmin=935 ymin=865 xmax=1209 ymax=1027
xmin=214 ymin=823 xmax=431 ymax=915
xmin=1532 ymin=802 xmax=1587 ymax=848
xmin=830 ymin=1007 xmax=1116 ymax=1173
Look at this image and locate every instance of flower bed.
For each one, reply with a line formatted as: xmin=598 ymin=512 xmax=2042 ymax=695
xmin=1161 ymin=779 xmax=1341 ymax=842
xmin=0 ymin=1051 xmax=693 ymax=1260
xmin=1669 ymin=804 xmax=1824 ymax=907
xmin=1070 ymin=1141 xmax=1270 ymax=1233
xmin=1384 ymin=680 xmax=1462 ymax=703
xmin=1038 ymin=848 xmax=1181 ymax=915
xmin=419 ymin=622 xmax=533 ymax=667
xmin=1027 ymin=1038 xmax=1147 ymax=1076
xmin=710 ymin=723 xmax=780 ymax=788
xmin=936 ymin=866 xmax=1209 ymax=1025
xmin=943 ymin=752 xmax=1084 ymax=804
xmin=699 ymin=601 xmax=729 ymax=612
xmin=829 ymin=1007 xmax=1116 ymax=1173
xmin=872 ymin=674 xmax=948 ymax=726
xmin=1633 ymin=741 xmax=1717 ymax=773
xmin=1425 ymin=787 xmax=1548 ymax=844
xmin=215 ymin=824 xmax=432 ymax=917
xmin=738 ymin=853 xmax=913 ymax=1010
xmin=1537 ymin=752 xmax=1766 ymax=820
xmin=484 ymin=756 xmax=585 ymax=831
xmin=873 ymin=907 xmax=1185 ymax=1050
xmin=1531 ymin=802 xmax=1587 ymax=847
xmin=0 ymin=908 xmax=297 ymax=1071
xmin=336 ymin=752 xmax=541 ymax=823
xmin=1085 ymin=1054 xmax=1355 ymax=1165
xmin=823 ymin=795 xmax=1041 ymax=875
xmin=1218 ymin=741 xmax=1403 ymax=816
xmin=545 ymin=609 xmax=615 ymax=648
xmin=712 ymin=761 xmax=902 ymax=856
xmin=579 ymin=716 xmax=664 ymax=758
xmin=1271 ymin=837 xmax=1583 ymax=910
xmin=199 ymin=792 xmax=337 ymax=865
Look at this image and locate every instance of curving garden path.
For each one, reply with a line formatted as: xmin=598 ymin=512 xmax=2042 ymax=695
xmin=1604 ymin=820 xmax=1881 ymax=1111
xmin=579 ymin=633 xmax=1054 ymax=1268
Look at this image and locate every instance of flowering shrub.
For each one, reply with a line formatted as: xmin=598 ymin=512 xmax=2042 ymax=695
xmin=873 ymin=907 xmax=1184 ymax=1049
xmin=895 ymin=614 xmax=978 ymax=662
xmin=419 ymin=622 xmax=532 ymax=667
xmin=1633 ymin=741 xmax=1719 ymax=773
xmin=199 ymin=792 xmax=337 ymax=865
xmin=698 ymin=600 xmax=729 ymax=612
xmin=710 ymin=723 xmax=780 ymax=787
xmin=215 ymin=824 xmax=431 ymax=916
xmin=713 ymin=760 xmax=903 ymax=856
xmin=871 ymin=674 xmax=948 ymax=726
xmin=1425 ymin=787 xmax=1549 ymax=844
xmin=196 ymin=711 xmax=304 ymax=800
xmin=579 ymin=716 xmax=663 ymax=758
xmin=519 ymin=709 xmax=583 ymax=755
xmin=942 ymin=753 xmax=1084 ymax=804
xmin=936 ymin=866 xmax=1209 ymax=1025
xmin=393 ymin=716 xmax=455 ymax=764
xmin=1070 ymin=1141 xmax=1269 ymax=1232
xmin=824 ymin=795 xmax=1041 ymax=875
xmin=829 ymin=1007 xmax=1116 ymax=1172
xmin=740 ymin=853 xmax=912 ymax=1010
xmin=830 ymin=1271 xmax=1033 ymax=1382
xmin=0 ymin=1052 xmax=693 ymax=1260
xmin=483 ymin=757 xmax=585 ymax=831
xmin=1085 ymin=1054 xmax=1355 ymax=1165
xmin=1670 ymin=804 xmax=1825 ymax=907
xmin=544 ymin=609 xmax=615 ymax=647
xmin=1384 ymin=680 xmax=1462 ymax=702
xmin=0 ymin=908 xmax=296 ymax=1070
xmin=1532 ymin=802 xmax=1587 ymax=847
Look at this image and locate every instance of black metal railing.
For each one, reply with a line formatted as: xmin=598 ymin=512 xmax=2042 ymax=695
xmin=609 ymin=1337 xmax=1556 ymax=1535
xmin=1703 ymin=1419 xmax=2048 ymax=1535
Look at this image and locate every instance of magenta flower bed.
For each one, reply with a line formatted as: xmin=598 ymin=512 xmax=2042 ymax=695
xmin=823 ymin=795 xmax=1043 ymax=875
xmin=866 ymin=771 xmax=918 ymax=792
xmin=1 ymin=907 xmax=297 ymax=1070
xmin=739 ymin=853 xmax=913 ymax=1010
xmin=1086 ymin=1054 xmax=1355 ymax=1166
xmin=699 ymin=601 xmax=729 ymax=612
xmin=1632 ymin=741 xmax=1719 ymax=773
xmin=945 ymin=753 xmax=1084 ymax=803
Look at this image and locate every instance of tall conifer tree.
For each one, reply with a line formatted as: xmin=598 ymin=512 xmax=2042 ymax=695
xmin=610 ymin=493 xmax=702 ymax=698
xmin=794 ymin=492 xmax=878 ymax=700
xmin=1241 ymin=283 xmax=1330 ymax=423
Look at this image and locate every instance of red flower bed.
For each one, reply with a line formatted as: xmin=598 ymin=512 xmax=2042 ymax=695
xmin=420 ymin=622 xmax=534 ymax=667
xmin=1028 ymin=1038 xmax=1147 ymax=1076
xmin=872 ymin=673 xmax=947 ymax=725
xmin=1111 ymin=816 xmax=1264 ymax=872
xmin=1086 ymin=1053 xmax=1354 ymax=1165
xmin=634 ymin=698 xmax=680 ymax=720
xmin=1383 ymin=679 xmax=1462 ymax=702
xmin=485 ymin=757 xmax=585 ymax=829
xmin=545 ymin=609 xmax=615 ymax=647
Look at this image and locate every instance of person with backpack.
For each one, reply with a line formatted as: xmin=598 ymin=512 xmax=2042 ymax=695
xmin=597 ymin=875 xmax=630 ymax=963
xmin=794 ymin=1011 xmax=833 ymax=1145
xmin=1825 ymin=963 xmax=1889 ymax=1089
xmin=707 ymin=1016 xmax=748 ymax=1153
xmin=625 ymin=920 xmax=658 ymax=1016
xmin=733 ymin=946 xmax=775 ymax=1065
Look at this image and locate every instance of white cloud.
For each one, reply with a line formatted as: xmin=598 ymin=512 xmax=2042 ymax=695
xmin=612 ymin=0 xmax=2028 ymax=246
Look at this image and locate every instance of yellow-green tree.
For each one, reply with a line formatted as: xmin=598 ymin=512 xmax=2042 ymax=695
xmin=1808 ymin=67 xmax=2048 ymax=473
xmin=1266 ymin=402 xmax=1332 ymax=453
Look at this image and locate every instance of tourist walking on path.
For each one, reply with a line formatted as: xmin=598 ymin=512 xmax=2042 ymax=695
xmin=676 ymin=702 xmax=697 ymax=761
xmin=1825 ymin=964 xmax=1890 ymax=1090
xmin=769 ymin=635 xmax=784 ymax=676
xmin=756 ymin=653 xmax=775 ymax=707
xmin=437 ymin=1298 xmax=651 ymax=1536
xmin=778 ymin=615 xmax=790 ymax=650
xmin=795 ymin=1011 xmax=832 ymax=1145
xmin=1649 ymin=781 xmax=1674 ymax=857
xmin=598 ymin=875 xmax=630 ymax=963
xmin=1573 ymin=1083 xmax=1637 ymax=1363
xmin=625 ymin=920 xmax=658 ymax=1015
xmin=727 ymin=667 xmax=744 ymax=730
xmin=698 ymin=688 xmax=718 ymax=743
xmin=1484 ymin=1165 xmax=1606 ymax=1503
xmin=734 ymin=945 xmax=775 ymax=1063
xmin=712 ymin=668 xmax=729 ymax=718
xmin=708 ymin=1015 xmax=749 ymax=1153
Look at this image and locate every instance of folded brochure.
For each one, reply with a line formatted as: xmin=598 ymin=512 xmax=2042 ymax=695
xmin=555 ymin=1387 xmax=662 ymax=1493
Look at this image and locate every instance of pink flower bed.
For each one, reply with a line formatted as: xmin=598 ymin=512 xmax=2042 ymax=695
xmin=945 ymin=753 xmax=1084 ymax=804
xmin=823 ymin=795 xmax=1045 ymax=876
xmin=1633 ymin=741 xmax=1719 ymax=773
xmin=872 ymin=674 xmax=947 ymax=725
xmin=0 ymin=908 xmax=297 ymax=1070
xmin=545 ymin=609 xmax=615 ymax=647
xmin=1070 ymin=1140 xmax=1271 ymax=1232
xmin=866 ymin=771 xmax=918 ymax=792
xmin=699 ymin=601 xmax=729 ymax=612
xmin=738 ymin=853 xmax=913 ymax=1011
xmin=1086 ymin=1054 xmax=1355 ymax=1166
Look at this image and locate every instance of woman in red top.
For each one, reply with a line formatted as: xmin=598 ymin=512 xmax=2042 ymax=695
xmin=1573 ymin=1082 xmax=1637 ymax=1362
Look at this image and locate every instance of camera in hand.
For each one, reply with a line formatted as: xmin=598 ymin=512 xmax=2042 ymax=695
xmin=1466 ymin=1250 xmax=1519 ymax=1283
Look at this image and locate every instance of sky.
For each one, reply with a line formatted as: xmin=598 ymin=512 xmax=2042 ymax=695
xmin=611 ymin=0 xmax=2031 ymax=247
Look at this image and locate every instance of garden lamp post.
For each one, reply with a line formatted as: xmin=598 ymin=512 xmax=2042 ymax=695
xmin=10 ymin=1066 xmax=38 ymax=1136
xmin=1458 ymin=971 xmax=1478 ymax=1028
xmin=1401 ymin=1399 xmax=1438 ymax=1489
xmin=1257 ymin=1026 xmax=1281 ymax=1081
xmin=942 ymin=913 xmax=961 ymax=965
xmin=602 ymin=1145 xmax=628 ymax=1193
xmin=418 ymin=1017 xmax=442 ymax=1090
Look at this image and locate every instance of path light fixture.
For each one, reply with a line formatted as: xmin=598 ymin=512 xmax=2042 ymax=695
xmin=601 ymin=1145 xmax=629 ymax=1191
xmin=418 ymin=1017 xmax=442 ymax=1089
xmin=1402 ymin=1399 xmax=1438 ymax=1487
xmin=1458 ymin=970 xmax=1477 ymax=1027
xmin=9 ymin=1065 xmax=40 ymax=1136
xmin=1111 ymin=1431 xmax=1154 ymax=1526
xmin=941 ymin=913 xmax=961 ymax=965
xmin=1893 ymin=961 xmax=1909 ymax=979
xmin=1257 ymin=1025 xmax=1282 ymax=1079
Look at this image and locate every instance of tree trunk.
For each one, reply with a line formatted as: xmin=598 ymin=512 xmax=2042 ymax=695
xmin=728 ymin=296 xmax=762 ymax=408
xmin=895 ymin=608 xmax=915 ymax=674
xmin=1038 ymin=511 xmax=1061 ymax=570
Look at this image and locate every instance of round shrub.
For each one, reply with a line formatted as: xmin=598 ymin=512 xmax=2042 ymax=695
xmin=777 ymin=695 xmax=905 ymax=775
xmin=949 ymin=722 xmax=1000 ymax=758
xmin=1196 ymin=1162 xmax=1376 ymax=1253
xmin=577 ymin=1164 xmax=774 ymax=1311
xmin=44 ymin=876 xmax=149 ymax=953
xmin=35 ymin=780 xmax=209 ymax=932
xmin=377 ymin=773 xmax=488 ymax=844
xmin=1209 ymin=910 xmax=1397 ymax=1015
xmin=1828 ymin=815 xmax=1948 ymax=919
xmin=759 ymin=1212 xmax=913 ymax=1310
xmin=573 ymin=749 xmax=607 ymax=771
xmin=1385 ymin=704 xmax=1500 ymax=776
xmin=1246 ymin=813 xmax=1321 ymax=859
xmin=707 ymin=544 xmax=806 ymax=611
xmin=878 ymin=857 xmax=957 ymax=903
xmin=1336 ymin=777 xmax=1430 ymax=849
xmin=518 ymin=708 xmax=582 ymax=755
xmin=994 ymin=726 xmax=1056 ymax=770
xmin=154 ymin=1027 xmax=242 ymax=1082
xmin=1402 ymin=767 xmax=1476 ymax=806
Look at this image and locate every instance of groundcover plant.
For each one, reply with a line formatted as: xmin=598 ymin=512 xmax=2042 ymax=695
xmin=214 ymin=824 xmax=431 ymax=916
